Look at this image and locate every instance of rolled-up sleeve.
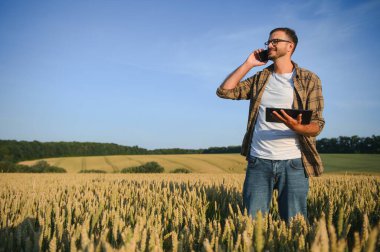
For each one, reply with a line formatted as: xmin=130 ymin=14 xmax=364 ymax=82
xmin=308 ymin=76 xmax=325 ymax=136
xmin=216 ymin=76 xmax=254 ymax=100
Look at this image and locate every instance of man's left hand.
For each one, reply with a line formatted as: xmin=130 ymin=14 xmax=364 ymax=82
xmin=272 ymin=109 xmax=320 ymax=137
xmin=272 ymin=109 xmax=303 ymax=133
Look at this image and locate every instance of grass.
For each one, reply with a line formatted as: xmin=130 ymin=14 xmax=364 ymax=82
xmin=321 ymin=154 xmax=380 ymax=174
xmin=18 ymin=153 xmax=380 ymax=174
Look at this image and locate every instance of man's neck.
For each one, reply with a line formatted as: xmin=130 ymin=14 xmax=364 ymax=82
xmin=273 ymin=57 xmax=294 ymax=74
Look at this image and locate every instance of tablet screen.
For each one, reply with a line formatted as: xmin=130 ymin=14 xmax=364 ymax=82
xmin=265 ymin=108 xmax=312 ymax=125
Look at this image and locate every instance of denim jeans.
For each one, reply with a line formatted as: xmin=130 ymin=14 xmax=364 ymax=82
xmin=242 ymin=156 xmax=309 ymax=222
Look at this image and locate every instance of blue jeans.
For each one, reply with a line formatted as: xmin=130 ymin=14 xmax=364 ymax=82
xmin=242 ymin=156 xmax=309 ymax=222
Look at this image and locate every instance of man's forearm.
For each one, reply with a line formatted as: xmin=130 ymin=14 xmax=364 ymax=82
xmin=294 ymin=122 xmax=320 ymax=137
xmin=220 ymin=62 xmax=254 ymax=90
xmin=272 ymin=110 xmax=321 ymax=137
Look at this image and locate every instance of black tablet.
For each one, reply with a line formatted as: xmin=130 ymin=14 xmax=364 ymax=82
xmin=266 ymin=108 xmax=312 ymax=125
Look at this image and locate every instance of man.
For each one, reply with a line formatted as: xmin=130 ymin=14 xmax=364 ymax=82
xmin=216 ymin=28 xmax=324 ymax=222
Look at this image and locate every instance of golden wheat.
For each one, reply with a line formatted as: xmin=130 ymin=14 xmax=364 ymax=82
xmin=0 ymin=174 xmax=379 ymax=251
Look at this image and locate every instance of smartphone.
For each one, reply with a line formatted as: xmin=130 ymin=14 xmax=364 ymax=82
xmin=258 ymin=50 xmax=268 ymax=62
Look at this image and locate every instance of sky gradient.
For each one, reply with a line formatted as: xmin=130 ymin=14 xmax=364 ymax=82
xmin=1 ymin=0 xmax=379 ymax=149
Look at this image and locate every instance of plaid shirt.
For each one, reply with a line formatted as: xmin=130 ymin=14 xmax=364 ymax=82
xmin=216 ymin=62 xmax=325 ymax=177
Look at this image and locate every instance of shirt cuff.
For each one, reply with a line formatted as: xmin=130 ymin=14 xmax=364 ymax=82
xmin=216 ymin=87 xmax=233 ymax=98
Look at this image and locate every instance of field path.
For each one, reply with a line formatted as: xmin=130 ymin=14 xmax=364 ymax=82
xmin=103 ymin=157 xmax=119 ymax=172
xmin=178 ymin=156 xmax=225 ymax=173
xmin=81 ymin=158 xmax=87 ymax=171
xmin=124 ymin=156 xmax=144 ymax=165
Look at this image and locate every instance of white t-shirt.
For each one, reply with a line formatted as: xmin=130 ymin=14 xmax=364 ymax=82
xmin=250 ymin=70 xmax=301 ymax=160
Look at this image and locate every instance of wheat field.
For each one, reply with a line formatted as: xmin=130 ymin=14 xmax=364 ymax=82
xmin=19 ymin=154 xmax=248 ymax=173
xmin=0 ymin=173 xmax=379 ymax=251
xmin=19 ymin=153 xmax=380 ymax=174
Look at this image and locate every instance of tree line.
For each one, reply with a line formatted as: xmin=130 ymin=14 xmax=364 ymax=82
xmin=0 ymin=135 xmax=379 ymax=163
xmin=0 ymin=140 xmax=203 ymax=162
xmin=316 ymin=135 xmax=380 ymax=154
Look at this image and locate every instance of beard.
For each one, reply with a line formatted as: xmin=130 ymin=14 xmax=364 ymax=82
xmin=268 ymin=49 xmax=287 ymax=60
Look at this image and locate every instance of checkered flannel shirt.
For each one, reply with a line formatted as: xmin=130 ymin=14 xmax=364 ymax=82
xmin=216 ymin=62 xmax=325 ymax=177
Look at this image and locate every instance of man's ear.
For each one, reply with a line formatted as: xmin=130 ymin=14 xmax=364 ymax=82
xmin=288 ymin=43 xmax=294 ymax=53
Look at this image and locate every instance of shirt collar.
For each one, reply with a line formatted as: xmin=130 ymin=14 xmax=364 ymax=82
xmin=263 ymin=61 xmax=300 ymax=78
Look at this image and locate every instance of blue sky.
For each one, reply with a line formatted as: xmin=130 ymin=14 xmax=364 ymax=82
xmin=1 ymin=0 xmax=379 ymax=149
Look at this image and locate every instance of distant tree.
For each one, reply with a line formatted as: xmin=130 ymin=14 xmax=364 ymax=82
xmin=350 ymin=135 xmax=361 ymax=153
xmin=338 ymin=136 xmax=351 ymax=153
xmin=29 ymin=161 xmax=66 ymax=173
xmin=120 ymin=162 xmax=164 ymax=173
xmin=0 ymin=160 xmax=66 ymax=173
xmin=0 ymin=140 xmax=150 ymax=162
xmin=202 ymin=146 xmax=241 ymax=154
xmin=171 ymin=168 xmax=192 ymax=173
xmin=0 ymin=161 xmax=15 ymax=172
xmin=79 ymin=169 xmax=107 ymax=173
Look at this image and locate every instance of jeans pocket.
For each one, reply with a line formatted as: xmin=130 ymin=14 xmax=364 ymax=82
xmin=290 ymin=158 xmax=304 ymax=170
xmin=247 ymin=156 xmax=258 ymax=169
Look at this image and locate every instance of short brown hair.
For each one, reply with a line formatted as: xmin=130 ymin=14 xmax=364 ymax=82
xmin=270 ymin=27 xmax=298 ymax=53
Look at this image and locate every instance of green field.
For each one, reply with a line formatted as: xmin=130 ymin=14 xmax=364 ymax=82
xmin=320 ymin=154 xmax=380 ymax=174
xmin=19 ymin=153 xmax=380 ymax=174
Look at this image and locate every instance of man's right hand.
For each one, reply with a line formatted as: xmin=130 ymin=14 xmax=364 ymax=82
xmin=219 ymin=49 xmax=268 ymax=90
xmin=245 ymin=49 xmax=268 ymax=68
